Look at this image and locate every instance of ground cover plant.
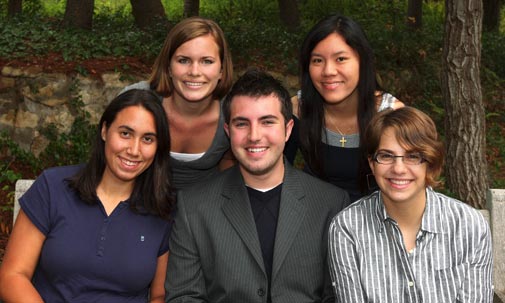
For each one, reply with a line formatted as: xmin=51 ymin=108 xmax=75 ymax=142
xmin=0 ymin=0 xmax=503 ymax=251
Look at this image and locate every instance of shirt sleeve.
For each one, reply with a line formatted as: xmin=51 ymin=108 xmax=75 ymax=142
xmin=19 ymin=170 xmax=52 ymax=236
xmin=158 ymin=220 xmax=172 ymax=256
xmin=457 ymin=212 xmax=494 ymax=303
xmin=328 ymin=215 xmax=367 ymax=303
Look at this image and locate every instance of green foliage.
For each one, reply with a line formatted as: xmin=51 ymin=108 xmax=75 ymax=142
xmin=0 ymin=132 xmax=41 ymax=174
xmin=0 ymin=0 xmax=503 ymax=189
xmin=39 ymin=88 xmax=95 ymax=167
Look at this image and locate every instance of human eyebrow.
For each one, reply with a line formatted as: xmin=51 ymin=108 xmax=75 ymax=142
xmin=259 ymin=115 xmax=280 ymax=121
xmin=118 ymin=125 xmax=135 ymax=132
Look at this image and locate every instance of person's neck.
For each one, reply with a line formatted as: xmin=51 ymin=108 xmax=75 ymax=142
xmin=241 ymin=162 xmax=285 ymax=191
xmin=165 ymin=94 xmax=217 ymax=117
xmin=383 ymin=195 xmax=426 ymax=236
xmin=323 ymin=99 xmax=359 ymax=134
xmin=96 ymin=174 xmax=134 ymax=215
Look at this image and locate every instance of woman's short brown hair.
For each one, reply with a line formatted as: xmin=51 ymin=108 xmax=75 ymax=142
xmin=149 ymin=17 xmax=233 ymax=100
xmin=364 ymin=107 xmax=444 ymax=187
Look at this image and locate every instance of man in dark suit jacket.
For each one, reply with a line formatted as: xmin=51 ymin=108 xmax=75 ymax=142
xmin=165 ymin=69 xmax=350 ymax=303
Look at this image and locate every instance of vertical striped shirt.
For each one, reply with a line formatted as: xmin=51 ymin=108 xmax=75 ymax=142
xmin=328 ymin=187 xmax=493 ymax=303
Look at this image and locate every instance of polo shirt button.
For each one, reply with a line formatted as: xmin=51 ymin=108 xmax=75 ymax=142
xmin=257 ymin=288 xmax=265 ymax=297
xmin=408 ymin=281 xmax=414 ymax=287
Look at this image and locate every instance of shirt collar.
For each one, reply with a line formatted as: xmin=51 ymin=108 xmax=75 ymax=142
xmin=373 ymin=187 xmax=445 ymax=234
xmin=420 ymin=187 xmax=445 ymax=234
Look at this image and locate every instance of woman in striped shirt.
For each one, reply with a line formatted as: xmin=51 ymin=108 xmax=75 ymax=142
xmin=328 ymin=107 xmax=493 ymax=302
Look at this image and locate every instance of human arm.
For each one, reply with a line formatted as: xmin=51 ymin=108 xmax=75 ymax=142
xmin=165 ymin=192 xmax=207 ymax=303
xmin=149 ymin=252 xmax=169 ymax=302
xmin=0 ymin=210 xmax=46 ymax=302
xmin=328 ymin=217 xmax=366 ymax=303
xmin=290 ymin=94 xmax=300 ymax=118
xmin=218 ymin=149 xmax=236 ymax=171
xmin=457 ymin=215 xmax=493 ymax=303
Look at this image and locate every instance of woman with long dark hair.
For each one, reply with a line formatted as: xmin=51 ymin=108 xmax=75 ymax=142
xmin=287 ymin=14 xmax=404 ymax=201
xmin=0 ymin=89 xmax=175 ymax=302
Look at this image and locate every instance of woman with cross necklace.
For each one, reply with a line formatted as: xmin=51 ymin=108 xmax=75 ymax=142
xmin=284 ymin=14 xmax=404 ymax=202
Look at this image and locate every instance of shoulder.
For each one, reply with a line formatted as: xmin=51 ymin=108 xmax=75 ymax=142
xmin=329 ymin=192 xmax=379 ymax=239
xmin=120 ymin=81 xmax=152 ymax=94
xmin=38 ymin=164 xmax=83 ymax=183
xmin=177 ymin=167 xmax=238 ymax=205
xmin=375 ymin=91 xmax=405 ymax=111
xmin=332 ymin=192 xmax=378 ymax=224
xmin=290 ymin=92 xmax=300 ymax=118
xmin=286 ymin=164 xmax=350 ymax=207
xmin=428 ymin=189 xmax=489 ymax=231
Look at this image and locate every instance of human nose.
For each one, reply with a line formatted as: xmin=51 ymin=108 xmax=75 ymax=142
xmin=322 ymin=61 xmax=337 ymax=77
xmin=391 ymin=157 xmax=407 ymax=173
xmin=248 ymin=123 xmax=261 ymax=142
xmin=127 ymin=139 xmax=140 ymax=156
xmin=188 ymin=62 xmax=201 ymax=76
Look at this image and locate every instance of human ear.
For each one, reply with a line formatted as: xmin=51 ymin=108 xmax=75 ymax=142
xmin=101 ymin=124 xmax=107 ymax=141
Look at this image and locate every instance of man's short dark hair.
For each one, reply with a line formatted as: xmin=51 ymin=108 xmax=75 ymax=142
xmin=223 ymin=68 xmax=293 ymax=124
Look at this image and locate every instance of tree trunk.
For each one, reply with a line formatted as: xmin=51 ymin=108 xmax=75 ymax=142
xmin=483 ymin=0 xmax=501 ymax=31
xmin=441 ymin=0 xmax=488 ymax=209
xmin=7 ymin=0 xmax=22 ymax=17
xmin=278 ymin=0 xmax=300 ymax=32
xmin=407 ymin=0 xmax=423 ymax=29
xmin=63 ymin=0 xmax=94 ymax=30
xmin=130 ymin=0 xmax=166 ymax=29
xmin=184 ymin=0 xmax=200 ymax=17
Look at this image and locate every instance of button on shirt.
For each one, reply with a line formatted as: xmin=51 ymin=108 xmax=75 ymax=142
xmin=328 ymin=187 xmax=493 ymax=303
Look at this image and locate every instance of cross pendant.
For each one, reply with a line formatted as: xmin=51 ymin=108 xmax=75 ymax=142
xmin=339 ymin=136 xmax=347 ymax=147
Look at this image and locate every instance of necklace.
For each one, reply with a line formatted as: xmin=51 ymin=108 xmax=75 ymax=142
xmin=333 ymin=125 xmax=347 ymax=147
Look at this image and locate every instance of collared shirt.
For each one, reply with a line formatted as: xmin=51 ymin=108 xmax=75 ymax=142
xmin=328 ymin=187 xmax=493 ymax=303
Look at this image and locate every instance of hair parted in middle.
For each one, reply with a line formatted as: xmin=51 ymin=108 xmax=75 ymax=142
xmin=298 ymin=13 xmax=381 ymax=192
xmin=67 ymin=89 xmax=175 ymax=220
xmin=149 ymin=16 xmax=233 ymax=100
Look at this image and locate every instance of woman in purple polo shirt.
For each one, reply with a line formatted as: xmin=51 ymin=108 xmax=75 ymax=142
xmin=0 ymin=89 xmax=175 ymax=302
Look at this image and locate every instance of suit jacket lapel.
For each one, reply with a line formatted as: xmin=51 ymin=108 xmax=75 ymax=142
xmin=221 ymin=166 xmax=265 ymax=271
xmin=271 ymin=164 xmax=307 ymax=282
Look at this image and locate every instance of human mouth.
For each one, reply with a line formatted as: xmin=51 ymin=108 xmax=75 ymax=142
xmin=247 ymin=147 xmax=267 ymax=153
xmin=321 ymin=82 xmax=344 ymax=91
xmin=121 ymin=158 xmax=140 ymax=168
xmin=184 ymin=81 xmax=205 ymax=87
xmin=388 ymin=178 xmax=411 ymax=188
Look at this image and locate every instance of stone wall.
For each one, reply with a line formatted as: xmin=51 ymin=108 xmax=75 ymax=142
xmin=0 ymin=66 xmax=144 ymax=156
xmin=0 ymin=67 xmax=298 ymax=157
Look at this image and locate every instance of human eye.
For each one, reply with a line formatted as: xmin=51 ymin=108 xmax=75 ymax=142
xmin=310 ymin=57 xmax=323 ymax=65
xmin=336 ymin=56 xmax=347 ymax=62
xmin=262 ymin=119 xmax=276 ymax=126
xmin=233 ymin=121 xmax=248 ymax=128
xmin=120 ymin=131 xmax=131 ymax=138
xmin=202 ymin=58 xmax=215 ymax=65
xmin=177 ymin=57 xmax=190 ymax=64
xmin=405 ymin=153 xmax=423 ymax=164
xmin=143 ymin=135 xmax=156 ymax=144
xmin=376 ymin=152 xmax=394 ymax=163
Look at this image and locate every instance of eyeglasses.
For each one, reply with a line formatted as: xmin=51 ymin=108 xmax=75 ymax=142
xmin=373 ymin=152 xmax=426 ymax=165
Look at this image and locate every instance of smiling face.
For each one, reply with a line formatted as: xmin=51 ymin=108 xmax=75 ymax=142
xmin=169 ymin=34 xmax=222 ymax=104
xmin=224 ymin=94 xmax=293 ymax=186
xmin=309 ymin=32 xmax=360 ymax=107
xmin=101 ymin=105 xmax=158 ymax=187
xmin=369 ymin=127 xmax=427 ymax=208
